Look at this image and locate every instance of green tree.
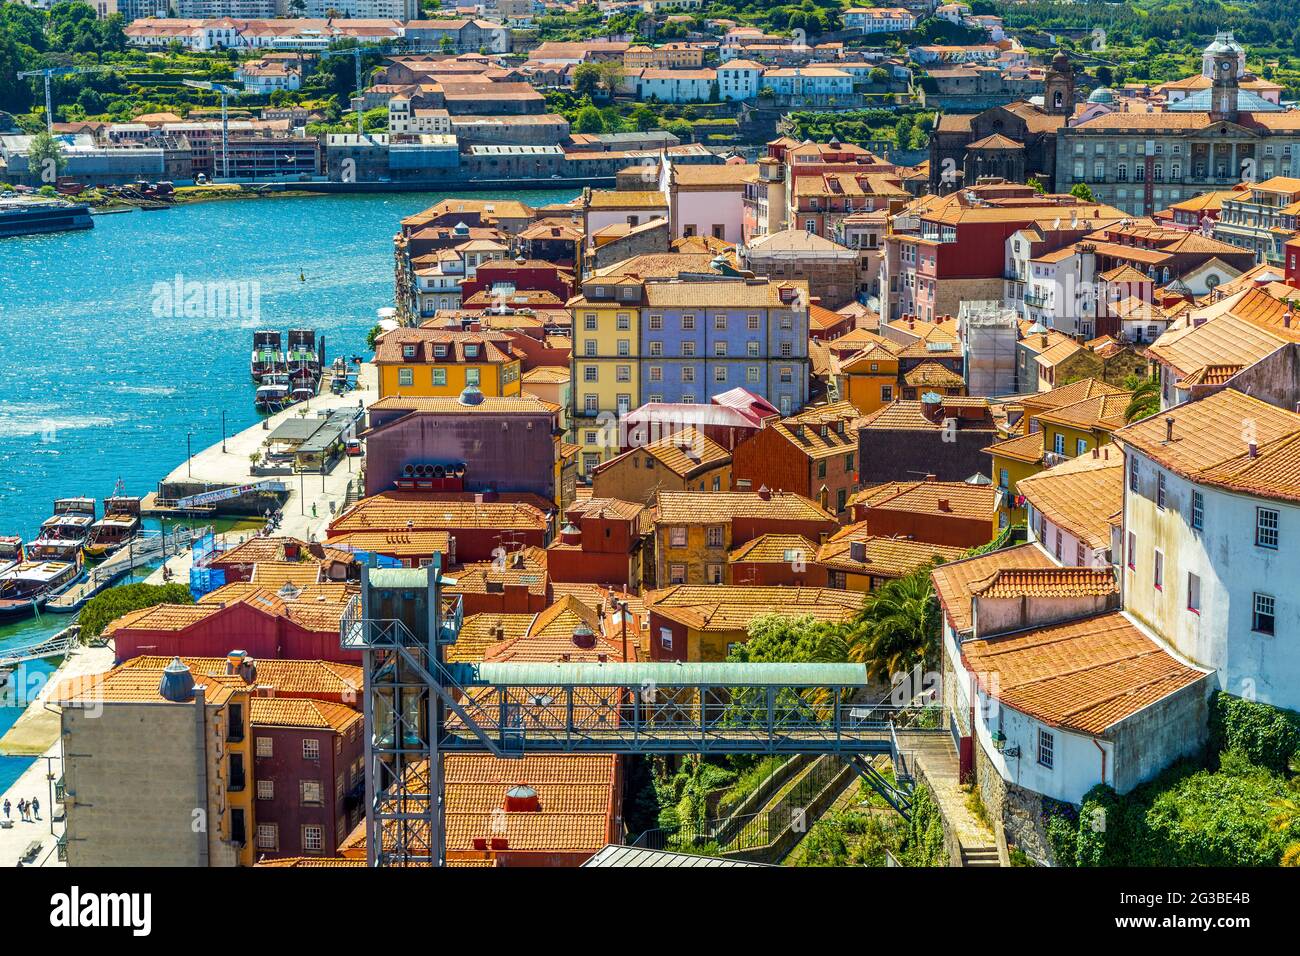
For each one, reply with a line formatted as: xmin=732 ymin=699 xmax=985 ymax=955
xmin=27 ymin=130 xmax=67 ymax=184
xmin=1069 ymin=181 xmax=1096 ymax=202
xmin=1026 ymin=176 xmax=1046 ymax=194
xmin=845 ymin=565 xmax=942 ymax=681
xmin=1122 ymin=374 xmax=1161 ymax=423
xmin=571 ymin=62 xmax=602 ymax=97
xmin=573 ymin=104 xmax=605 ymax=134
xmin=79 ymin=582 xmax=194 ymax=640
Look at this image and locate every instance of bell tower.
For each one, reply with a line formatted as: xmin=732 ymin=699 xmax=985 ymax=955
xmin=1044 ymin=50 xmax=1075 ymax=116
xmin=1210 ymin=50 xmax=1239 ymax=123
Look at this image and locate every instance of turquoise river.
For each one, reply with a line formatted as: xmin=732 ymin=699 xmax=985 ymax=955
xmin=0 ymin=188 xmax=577 ymax=791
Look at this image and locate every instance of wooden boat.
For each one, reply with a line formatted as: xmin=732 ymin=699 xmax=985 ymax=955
xmin=286 ymin=328 xmax=321 ymax=383
xmin=0 ymin=560 xmax=81 ymax=621
xmin=30 ymin=497 xmax=96 ymax=560
xmin=0 ymin=536 xmax=23 ymax=577
xmin=84 ymin=492 xmax=143 ymax=561
xmin=251 ymin=330 xmax=285 ymax=382
xmin=255 ymin=375 xmax=291 ymax=413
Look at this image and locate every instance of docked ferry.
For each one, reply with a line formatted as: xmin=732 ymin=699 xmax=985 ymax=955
xmin=84 ymin=492 xmax=143 ymax=561
xmin=0 ymin=536 xmax=23 ymax=576
xmin=286 ymin=328 xmax=321 ymax=386
xmin=251 ymin=330 xmax=286 ymax=382
xmin=28 ymin=497 xmax=97 ymax=561
xmin=0 ymin=560 xmax=82 ymax=621
xmin=0 ymin=195 xmax=93 ymax=238
xmin=255 ymin=372 xmax=292 ymax=413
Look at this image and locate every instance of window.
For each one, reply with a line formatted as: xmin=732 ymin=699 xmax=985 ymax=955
xmin=584 ymin=313 xmax=597 ymax=331
xmin=714 ymin=341 xmax=727 ymax=357
xmin=257 ymin=779 xmax=274 ymax=800
xmin=402 ymin=344 xmax=416 ymax=360
xmin=1076 ymin=438 xmax=1088 ymax=457
xmin=1076 ymin=541 xmax=1086 ymax=566
xmin=256 ymin=736 xmax=273 ymax=758
xmin=584 ymin=394 xmax=598 ymax=414
xmin=747 ymin=366 xmax=759 ymax=383
xmin=1187 ymin=572 xmax=1201 ymax=614
xmin=616 ymin=365 xmax=631 ymax=383
xmin=1191 ymin=490 xmax=1204 ymax=530
xmin=706 ymin=526 xmax=725 ymax=548
xmin=1154 ymin=549 xmax=1164 ymax=590
xmin=431 ymin=368 xmax=446 ymax=387
xmin=649 ymin=314 xmax=663 ymax=331
xmin=881 ymin=385 xmax=893 ymax=402
xmin=844 ymin=452 xmax=854 ymax=472
xmin=669 ymin=526 xmax=687 ymax=548
xmin=1054 ymin=529 xmax=1062 ymax=561
xmin=998 ymin=468 xmax=1008 ymax=490
xmin=706 ymin=563 xmax=724 ymax=584
xmin=617 ymin=339 xmax=630 ymax=357
xmin=1129 ymin=458 xmax=1139 ymax=493
xmin=1037 ymin=729 xmax=1054 ymax=769
xmin=1127 ymin=531 xmax=1137 ymax=571
xmin=714 ymin=366 xmax=727 ymax=383
xmin=303 ymin=739 xmax=321 ymax=761
xmin=584 ymin=340 xmax=596 ymax=357
xmin=1156 ymin=473 xmax=1167 ymax=510
xmin=1253 ymin=592 xmax=1276 ymax=635
xmin=747 ymin=341 xmax=760 ymax=357
xmin=659 ymin=626 xmax=674 ymax=649
xmin=1256 ymin=507 xmax=1279 ymax=549
xmin=779 ymin=367 xmax=793 ymax=384
xmin=681 ymin=367 xmax=695 ymax=383
xmin=682 ymin=342 xmax=695 ymax=357
xmin=303 ymin=825 xmax=324 ymax=853
xmin=668 ymin=563 xmax=686 ymax=583
xmin=584 ymin=365 xmax=598 ymax=383
xmin=649 ymin=366 xmax=662 ymax=382
xmin=1053 ymin=433 xmax=1065 ymax=456
xmin=747 ymin=314 xmax=760 ymax=330
xmin=465 ymin=368 xmax=480 ymax=387
xmin=397 ymin=368 xmax=413 ymax=387
xmin=255 ymin=824 xmax=278 ymax=851
xmin=301 ymin=780 xmax=324 ymax=806
xmin=616 ymin=313 xmax=630 ymax=331
xmin=714 ymin=314 xmax=727 ymax=330
xmin=681 ymin=314 xmax=695 ymax=330
xmin=780 ymin=342 xmax=793 ymax=358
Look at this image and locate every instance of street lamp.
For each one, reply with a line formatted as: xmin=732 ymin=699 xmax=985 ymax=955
xmin=187 ymin=431 xmax=193 ymax=478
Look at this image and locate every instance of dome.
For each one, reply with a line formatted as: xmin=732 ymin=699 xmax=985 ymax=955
xmin=159 ymin=657 xmax=195 ymax=703
xmin=1087 ymin=87 xmax=1115 ymax=104
xmin=1204 ymin=31 xmax=1243 ymax=55
xmin=458 ymin=384 xmax=485 ymax=406
xmin=1050 ymin=50 xmax=1071 ymax=73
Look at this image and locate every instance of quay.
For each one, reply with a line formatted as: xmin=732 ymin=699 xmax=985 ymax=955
xmin=44 ymin=525 xmax=212 ymax=613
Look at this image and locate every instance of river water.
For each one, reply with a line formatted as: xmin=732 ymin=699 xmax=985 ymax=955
xmin=0 ymin=188 xmax=577 ymax=790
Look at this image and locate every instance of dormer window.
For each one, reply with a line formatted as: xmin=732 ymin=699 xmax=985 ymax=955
xmin=465 ymin=344 xmax=479 ymax=359
xmin=403 ymin=345 xmax=417 ymax=360
xmin=433 ymin=345 xmax=448 ymax=359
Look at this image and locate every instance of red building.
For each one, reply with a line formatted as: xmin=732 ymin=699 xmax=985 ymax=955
xmin=250 ymin=697 xmax=364 ymax=859
xmin=457 ymin=258 xmax=576 ymax=305
xmin=106 ymin=583 xmax=360 ymax=665
xmin=851 ymin=479 xmax=1003 ymax=548
xmin=731 ymin=400 xmax=860 ymax=518
xmin=546 ymin=498 xmax=649 ymax=589
xmin=446 ymin=545 xmax=554 ymax=615
xmin=727 ymin=533 xmax=828 ymax=586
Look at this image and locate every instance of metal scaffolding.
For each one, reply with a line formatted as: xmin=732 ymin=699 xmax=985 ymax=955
xmin=342 ymin=561 xmax=945 ymax=866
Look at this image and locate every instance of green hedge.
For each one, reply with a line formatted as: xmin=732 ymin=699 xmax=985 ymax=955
xmin=80 ymin=582 xmax=194 ymax=640
xmin=1209 ymin=691 xmax=1300 ymax=773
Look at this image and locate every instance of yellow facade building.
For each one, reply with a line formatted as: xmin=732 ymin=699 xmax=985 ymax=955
xmin=570 ymin=280 xmax=642 ymax=472
xmin=374 ymin=328 xmax=522 ymax=399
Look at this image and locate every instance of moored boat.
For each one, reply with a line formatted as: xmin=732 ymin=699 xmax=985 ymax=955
xmin=251 ymin=330 xmax=285 ymax=382
xmin=84 ymin=492 xmax=143 ymax=561
xmin=255 ymin=373 xmax=292 ymax=413
xmin=286 ymin=328 xmax=321 ymax=383
xmin=30 ymin=497 xmax=96 ymax=560
xmin=0 ymin=560 xmax=81 ymax=621
xmin=0 ymin=536 xmax=23 ymax=577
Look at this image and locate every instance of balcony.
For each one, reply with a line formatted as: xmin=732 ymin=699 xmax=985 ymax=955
xmin=1023 ymin=291 xmax=1051 ymax=308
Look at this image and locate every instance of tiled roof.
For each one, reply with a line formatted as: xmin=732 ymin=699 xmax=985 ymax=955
xmin=1033 ymin=392 xmax=1132 ymax=432
xmin=1016 ymin=448 xmax=1123 ymax=549
xmin=960 ymin=611 xmax=1208 ymax=735
xmin=859 ymin=480 xmax=1001 ymax=521
xmin=251 ymin=697 xmax=362 ymax=733
xmin=816 ymin=527 xmax=964 ymax=576
xmin=1017 ymin=378 xmax=1128 ymax=416
xmin=448 ymin=612 xmax=536 ymax=663
xmin=366 ymin=394 xmax=559 ymax=415
xmin=484 ymin=595 xmax=633 ymax=662
xmin=52 ymin=666 xmax=244 ymax=707
xmin=655 ymin=490 xmax=835 ymax=524
xmin=373 ymin=328 xmax=517 ymax=365
xmin=644 ymin=585 xmax=862 ymax=631
xmin=1113 ymin=388 xmax=1300 ymax=502
xmin=972 ymin=566 xmax=1116 ymax=599
xmin=1145 ymin=312 xmax=1289 ymax=378
xmin=903 ymin=361 xmax=965 ymax=388
xmin=983 ymin=429 xmax=1044 ymax=464
xmin=249 ymin=561 xmax=324 ymax=588
xmin=125 ymin=656 xmax=361 ymax=698
xmin=929 ymin=543 xmax=1056 ymax=635
xmin=205 ymin=582 xmax=356 ymax=632
xmin=607 ymin=426 xmax=730 ymax=478
xmin=728 ymin=533 xmax=818 ymax=564
xmin=328 ymin=530 xmax=454 ymax=557
xmin=330 ymin=492 xmax=552 ymax=534
xmin=640 ymin=278 xmax=807 ymax=309
xmin=586 ymin=190 xmax=668 ymax=209
xmin=767 ymin=401 xmax=860 ymax=461
xmin=856 ymin=399 xmax=995 ymax=433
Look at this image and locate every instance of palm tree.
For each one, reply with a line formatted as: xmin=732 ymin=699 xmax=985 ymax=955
xmin=1122 ymin=373 xmax=1161 ymax=423
xmin=846 ymin=567 xmax=940 ymax=682
xmin=1270 ymin=761 xmax=1300 ymax=866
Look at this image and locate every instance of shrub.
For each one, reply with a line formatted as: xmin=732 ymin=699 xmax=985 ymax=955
xmin=1209 ymin=692 xmax=1300 ymax=773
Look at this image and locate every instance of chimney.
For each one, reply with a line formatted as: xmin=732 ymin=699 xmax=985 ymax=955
xmin=1165 ymin=417 xmax=1175 ymax=443
xmin=158 ymin=657 xmax=195 ymax=703
xmin=572 ymin=625 xmax=597 ymax=649
xmin=503 ymin=784 xmax=541 ymax=813
xmin=937 ymin=498 xmax=951 ymax=512
xmin=1092 ymin=447 xmax=1099 ymax=459
xmin=1248 ymin=441 xmax=1258 ymax=458
xmin=849 ymin=540 xmax=867 ymax=563
xmin=757 ymin=484 xmax=772 ymax=500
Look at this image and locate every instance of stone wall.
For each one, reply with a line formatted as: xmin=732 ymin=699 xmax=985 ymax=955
xmin=974 ymin=738 xmax=1055 ymax=865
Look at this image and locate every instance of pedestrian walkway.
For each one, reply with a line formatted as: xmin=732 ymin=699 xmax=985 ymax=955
xmin=910 ymin=738 xmax=999 ymax=866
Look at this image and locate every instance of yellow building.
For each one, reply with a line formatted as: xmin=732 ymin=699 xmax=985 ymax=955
xmin=839 ymin=342 xmax=901 ymax=414
xmin=374 ymin=329 xmax=522 ymax=399
xmin=624 ymin=43 xmax=705 ymax=70
xmin=569 ymin=278 xmax=643 ymax=473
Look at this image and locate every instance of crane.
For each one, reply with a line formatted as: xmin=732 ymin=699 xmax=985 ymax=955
xmin=182 ymin=79 xmax=240 ymax=181
xmin=17 ymin=65 xmax=113 ymax=134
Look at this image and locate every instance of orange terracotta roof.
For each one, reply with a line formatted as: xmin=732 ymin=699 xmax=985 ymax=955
xmin=330 ymin=491 xmax=552 ymax=534
xmin=983 ymin=429 xmax=1044 ymax=464
xmin=1032 ymin=392 xmax=1133 ymax=432
xmin=816 ymin=528 xmax=964 ymax=577
xmin=644 ymin=585 xmax=862 ymax=631
xmin=972 ymin=566 xmax=1116 ymax=599
xmin=903 ymin=361 xmax=966 ymax=388
xmin=328 ymin=530 xmax=454 ymax=557
xmin=124 ymin=656 xmax=361 ymax=698
xmin=1015 ymin=449 xmax=1123 ymax=550
xmin=859 ymin=480 xmax=1001 ymax=522
xmin=655 ymin=490 xmax=835 ymax=524
xmin=960 ymin=611 xmax=1208 ymax=735
xmin=251 ymin=697 xmax=362 ymax=733
xmin=52 ymin=665 xmax=245 ymax=707
xmin=728 ymin=533 xmax=818 ymax=564
xmin=929 ymin=543 xmax=1056 ymax=635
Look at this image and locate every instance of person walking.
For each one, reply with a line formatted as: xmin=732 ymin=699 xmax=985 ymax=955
xmin=30 ymin=797 xmax=39 ymax=820
xmin=2 ymin=799 xmax=9 ymax=820
xmin=17 ymin=799 xmax=27 ymax=822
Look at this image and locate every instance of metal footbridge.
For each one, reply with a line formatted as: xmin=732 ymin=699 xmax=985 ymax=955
xmin=342 ymin=563 xmax=947 ymax=866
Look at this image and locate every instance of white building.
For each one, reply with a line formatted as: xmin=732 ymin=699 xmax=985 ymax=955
xmin=635 ymin=69 xmax=716 ymax=104
xmin=761 ymin=67 xmax=853 ymax=98
xmin=716 ymin=60 xmax=762 ymax=102
xmin=235 ymin=59 xmax=302 ymax=94
xmin=842 ymin=7 xmax=917 ymax=34
xmin=1114 ymin=387 xmax=1300 ymax=712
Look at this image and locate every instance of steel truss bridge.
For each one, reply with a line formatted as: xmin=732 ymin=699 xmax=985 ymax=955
xmin=342 ymin=567 xmax=948 ymax=868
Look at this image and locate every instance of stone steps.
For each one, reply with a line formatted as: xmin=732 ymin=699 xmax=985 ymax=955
xmin=960 ymin=846 xmax=1001 ymax=868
